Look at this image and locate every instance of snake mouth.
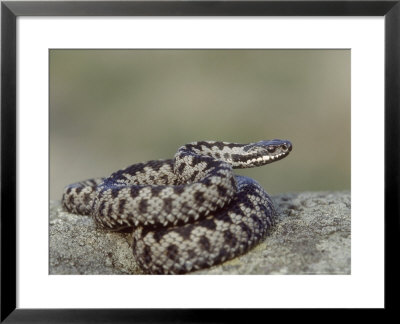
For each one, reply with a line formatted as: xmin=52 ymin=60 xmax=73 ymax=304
xmin=246 ymin=150 xmax=290 ymax=166
xmin=234 ymin=140 xmax=292 ymax=168
xmin=262 ymin=150 xmax=289 ymax=162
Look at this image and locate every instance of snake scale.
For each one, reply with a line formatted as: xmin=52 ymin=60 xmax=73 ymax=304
xmin=62 ymin=139 xmax=292 ymax=274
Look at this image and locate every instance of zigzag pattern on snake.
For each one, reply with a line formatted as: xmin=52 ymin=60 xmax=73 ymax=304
xmin=62 ymin=139 xmax=292 ymax=274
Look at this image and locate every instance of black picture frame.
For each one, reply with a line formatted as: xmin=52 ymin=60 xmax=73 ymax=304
xmin=1 ymin=0 xmax=398 ymax=322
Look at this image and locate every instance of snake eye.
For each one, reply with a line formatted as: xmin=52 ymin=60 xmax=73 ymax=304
xmin=267 ymin=146 xmax=276 ymax=153
xmin=281 ymin=144 xmax=287 ymax=151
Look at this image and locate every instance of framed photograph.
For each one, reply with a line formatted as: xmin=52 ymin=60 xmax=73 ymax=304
xmin=1 ymin=0 xmax=398 ymax=321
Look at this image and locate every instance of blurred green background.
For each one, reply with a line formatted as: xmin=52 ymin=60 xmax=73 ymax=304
xmin=50 ymin=49 xmax=350 ymax=200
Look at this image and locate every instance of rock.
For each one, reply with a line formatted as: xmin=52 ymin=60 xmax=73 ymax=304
xmin=49 ymin=202 xmax=142 ymax=274
xmin=49 ymin=191 xmax=350 ymax=275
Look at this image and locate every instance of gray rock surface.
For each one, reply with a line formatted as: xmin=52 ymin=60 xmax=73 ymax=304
xmin=49 ymin=191 xmax=350 ymax=275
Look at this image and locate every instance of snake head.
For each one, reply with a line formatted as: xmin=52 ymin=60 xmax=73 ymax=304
xmin=251 ymin=139 xmax=292 ymax=153
xmin=234 ymin=139 xmax=292 ymax=168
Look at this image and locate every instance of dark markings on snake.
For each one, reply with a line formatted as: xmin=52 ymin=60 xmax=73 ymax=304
xmin=138 ymin=199 xmax=148 ymax=214
xmin=202 ymin=177 xmax=212 ymax=187
xmin=224 ymin=230 xmax=237 ymax=247
xmin=131 ymin=162 xmax=144 ymax=173
xmin=242 ymin=199 xmax=254 ymax=210
xmin=149 ymin=162 xmax=161 ymax=172
xmin=162 ymin=197 xmax=173 ymax=214
xmin=187 ymin=249 xmax=196 ymax=260
xmin=177 ymin=226 xmax=193 ymax=240
xmin=194 ymin=191 xmax=205 ymax=204
xmin=200 ymin=218 xmax=217 ymax=230
xmin=99 ymin=200 xmax=106 ymax=216
xmin=251 ymin=213 xmax=263 ymax=229
xmin=143 ymin=245 xmax=152 ymax=263
xmin=150 ymin=186 xmax=163 ymax=197
xmin=190 ymin=170 xmax=199 ymax=181
xmin=62 ymin=139 xmax=292 ymax=274
xmin=130 ymin=187 xmax=138 ymax=199
xmin=111 ymin=188 xmax=120 ymax=199
xmin=118 ymin=199 xmax=126 ymax=214
xmin=216 ymin=184 xmax=227 ymax=197
xmin=177 ymin=163 xmax=185 ymax=174
xmin=89 ymin=179 xmax=98 ymax=186
xmin=83 ymin=193 xmax=91 ymax=205
xmin=107 ymin=205 xmax=113 ymax=218
xmin=212 ymin=142 xmax=226 ymax=150
xmin=152 ymin=228 xmax=165 ymax=243
xmin=181 ymin=202 xmax=191 ymax=213
xmin=199 ymin=236 xmax=211 ymax=252
xmin=238 ymin=222 xmax=252 ymax=239
xmin=173 ymin=185 xmax=185 ymax=195
xmin=166 ymin=244 xmax=179 ymax=261
xmin=216 ymin=247 xmax=227 ymax=261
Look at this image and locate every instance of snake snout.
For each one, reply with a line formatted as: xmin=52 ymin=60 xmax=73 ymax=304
xmin=280 ymin=140 xmax=293 ymax=152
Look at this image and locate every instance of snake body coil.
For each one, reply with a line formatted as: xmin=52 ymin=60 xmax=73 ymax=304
xmin=62 ymin=139 xmax=292 ymax=274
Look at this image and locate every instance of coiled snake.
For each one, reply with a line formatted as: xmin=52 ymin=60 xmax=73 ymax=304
xmin=62 ymin=139 xmax=292 ymax=274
